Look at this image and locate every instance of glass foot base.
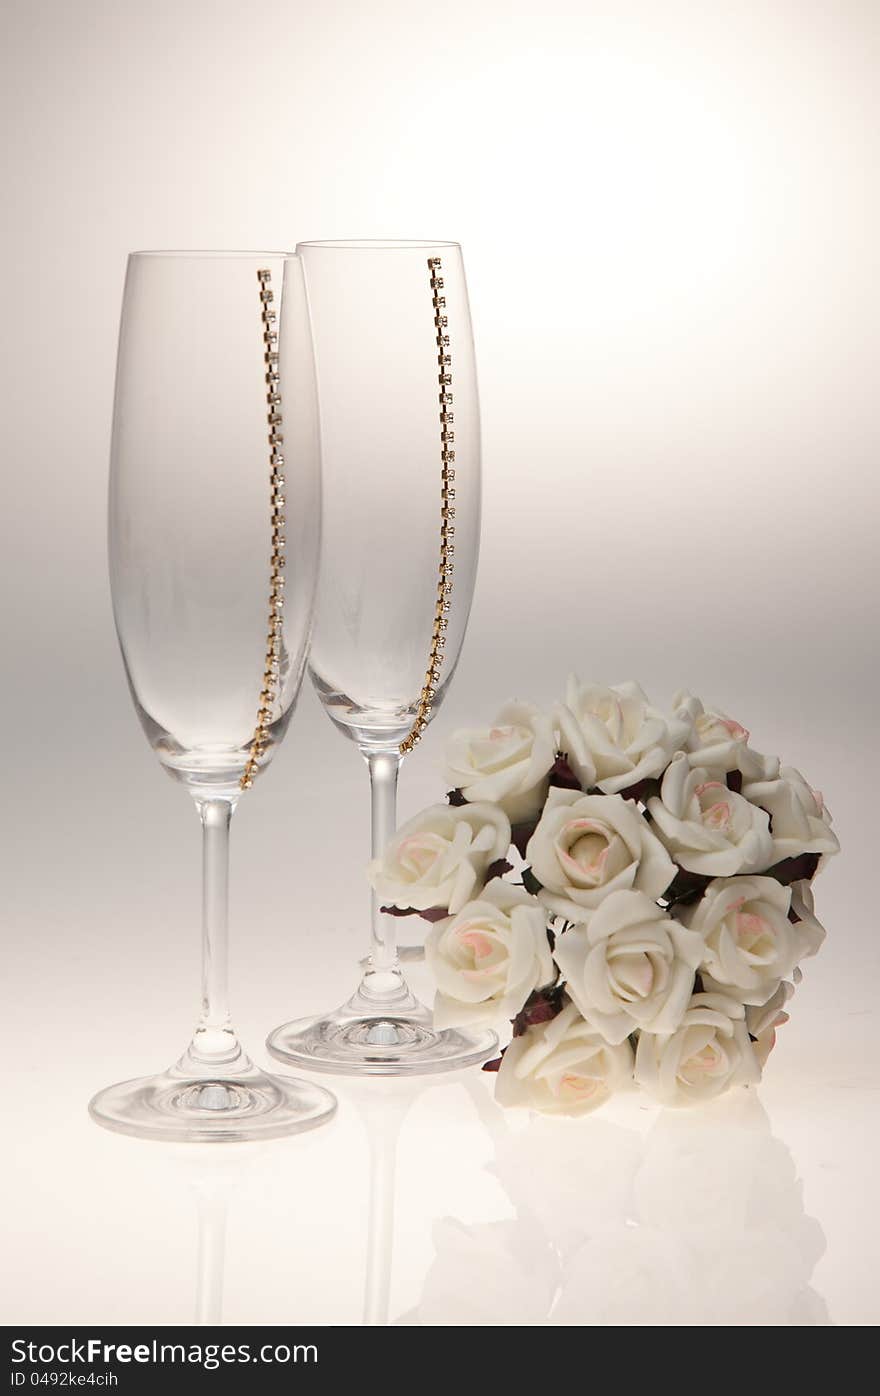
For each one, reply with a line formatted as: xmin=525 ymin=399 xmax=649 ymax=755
xmin=88 ymin=1050 xmax=337 ymax=1143
xmin=266 ymin=995 xmax=497 ymax=1078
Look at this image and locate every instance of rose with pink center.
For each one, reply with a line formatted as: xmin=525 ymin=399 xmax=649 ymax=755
xmin=647 ymin=754 xmax=773 ymax=876
xmin=742 ymin=764 xmax=839 ymax=866
xmin=682 ymin=1042 xmax=726 ymax=1077
xmin=735 ymin=911 xmax=772 ymax=953
xmin=425 ymin=878 xmax=554 ymax=1030
xmin=526 ymin=788 xmax=675 ymax=921
xmin=701 ymin=800 xmax=732 ymax=833
xmin=555 ymin=677 xmax=690 ymax=794
xmin=495 ymin=1002 xmax=634 ymax=1117
xmin=397 ymin=833 xmax=446 ymax=878
xmin=682 ymin=875 xmax=817 ymax=1007
xmin=445 ymin=701 xmax=556 ymax=823
xmin=458 ymin=927 xmax=494 ymax=961
xmin=557 ymin=1072 xmax=598 ymax=1100
xmin=634 ymin=992 xmax=760 ymax=1105
xmin=673 ymin=691 xmax=779 ymax=780
xmin=553 ymin=890 xmax=704 ymax=1044
xmin=368 ymin=800 xmax=511 ymax=915
xmin=746 ymin=982 xmax=794 ymax=1067
xmin=561 ymin=821 xmax=612 ymax=880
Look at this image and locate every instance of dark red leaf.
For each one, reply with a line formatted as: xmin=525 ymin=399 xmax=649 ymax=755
xmin=512 ymin=985 xmax=566 ymax=1037
xmin=764 ymin=852 xmax=820 ymax=887
xmin=511 ymin=819 xmax=539 ymax=859
xmin=521 ymin=866 xmax=543 ymax=896
xmin=379 ymin=903 xmax=449 ymax=922
xmin=486 ymin=858 xmax=514 ymax=882
xmin=618 ymin=777 xmax=662 ymax=804
xmin=664 ymin=867 xmax=711 ymax=909
xmin=418 ymin=905 xmax=451 ymax=923
xmin=548 ymin=753 xmax=582 ymax=790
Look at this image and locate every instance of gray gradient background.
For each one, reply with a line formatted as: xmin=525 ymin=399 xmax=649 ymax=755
xmin=1 ymin=0 xmax=878 ymax=1325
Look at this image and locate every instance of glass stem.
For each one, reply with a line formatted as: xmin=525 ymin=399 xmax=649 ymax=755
xmin=362 ymin=751 xmax=406 ymax=997
xmin=190 ymin=797 xmax=240 ymax=1064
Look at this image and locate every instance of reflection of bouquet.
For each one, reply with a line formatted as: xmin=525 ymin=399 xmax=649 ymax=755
xmin=408 ymin=1097 xmax=829 ymax=1326
xmin=368 ymin=680 xmax=839 ymax=1114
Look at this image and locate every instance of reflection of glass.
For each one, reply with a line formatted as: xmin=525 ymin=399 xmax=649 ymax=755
xmin=342 ymin=1074 xmax=495 ymax=1326
xmin=351 ymin=1083 xmax=414 ymax=1326
xmin=268 ymin=240 xmax=495 ymax=1075
xmin=89 ymin=251 xmax=336 ymax=1141
xmin=193 ymin=1172 xmax=233 ymax=1325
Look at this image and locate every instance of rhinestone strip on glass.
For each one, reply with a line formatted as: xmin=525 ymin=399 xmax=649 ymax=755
xmin=241 ymin=268 xmax=286 ymax=790
xmin=399 ymin=257 xmax=456 ymax=755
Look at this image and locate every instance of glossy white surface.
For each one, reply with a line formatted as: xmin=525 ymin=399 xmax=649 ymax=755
xmin=3 ymin=879 xmax=875 ymax=1326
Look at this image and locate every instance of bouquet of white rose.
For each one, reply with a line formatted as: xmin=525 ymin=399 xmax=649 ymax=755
xmin=368 ymin=680 xmax=839 ymax=1115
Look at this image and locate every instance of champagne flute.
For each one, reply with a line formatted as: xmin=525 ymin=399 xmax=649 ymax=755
xmin=90 ymin=250 xmax=336 ymax=1140
xmin=267 ymin=240 xmax=496 ymax=1075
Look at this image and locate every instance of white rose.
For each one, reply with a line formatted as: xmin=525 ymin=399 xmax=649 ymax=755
xmin=367 ymin=801 xmax=511 ymax=915
xmin=673 ymin=691 xmax=779 ymax=781
xmin=647 ymin=753 xmax=773 ymax=876
xmin=682 ymin=876 xmax=816 ymax=1006
xmin=745 ymin=981 xmax=794 ymax=1068
xmin=556 ymin=677 xmax=690 ymax=794
xmin=634 ymin=991 xmax=761 ymax=1105
xmin=445 ymin=701 xmax=556 ymax=823
xmin=553 ymin=890 xmax=704 ymax=1044
xmin=525 ymin=788 xmax=676 ymax=921
xmin=495 ymin=1001 xmax=633 ymax=1116
xmin=425 ymin=879 xmax=554 ymax=1029
xmin=742 ymin=765 xmax=839 ymax=867
xmin=788 ymin=879 xmax=826 ymax=959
